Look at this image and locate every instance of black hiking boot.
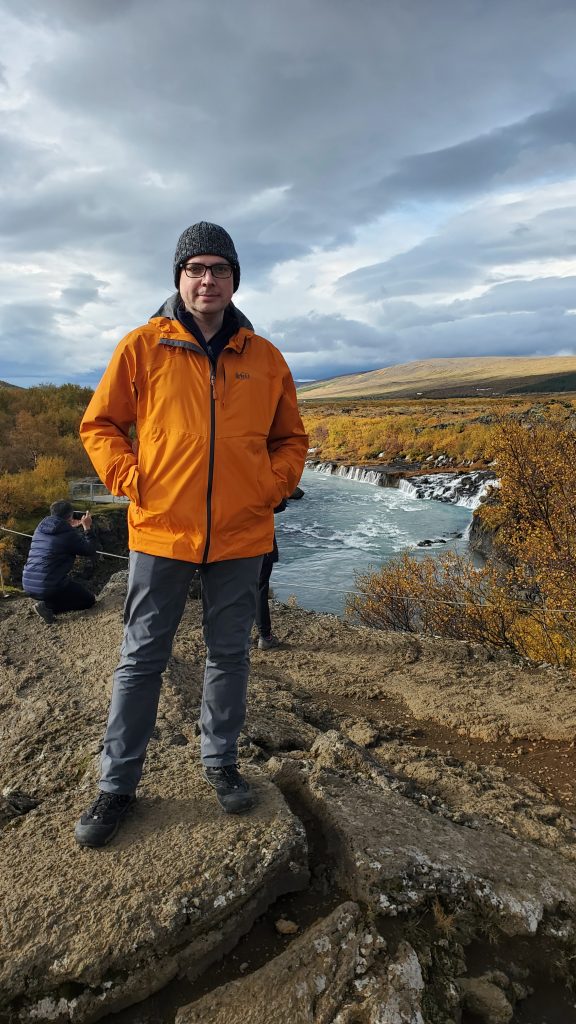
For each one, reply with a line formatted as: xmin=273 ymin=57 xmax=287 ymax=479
xmin=74 ymin=791 xmax=136 ymax=848
xmin=33 ymin=601 xmax=55 ymax=624
xmin=258 ymin=633 xmax=280 ymax=651
xmin=203 ymin=764 xmax=255 ymax=814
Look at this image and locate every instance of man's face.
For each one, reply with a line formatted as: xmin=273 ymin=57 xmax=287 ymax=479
xmin=179 ymin=255 xmax=234 ymax=317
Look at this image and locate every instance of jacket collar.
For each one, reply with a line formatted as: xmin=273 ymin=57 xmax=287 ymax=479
xmin=153 ymin=316 xmax=252 ymax=353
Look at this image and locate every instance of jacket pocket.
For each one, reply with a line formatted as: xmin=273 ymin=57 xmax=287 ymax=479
xmin=122 ymin=463 xmax=140 ymax=504
xmin=259 ymin=457 xmax=283 ymax=508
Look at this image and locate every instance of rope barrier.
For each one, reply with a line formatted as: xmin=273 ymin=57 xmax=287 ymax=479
xmin=271 ymin=578 xmax=576 ymax=615
xmin=0 ymin=525 xmax=129 ymax=561
xmin=272 ymin=579 xmax=357 ymax=596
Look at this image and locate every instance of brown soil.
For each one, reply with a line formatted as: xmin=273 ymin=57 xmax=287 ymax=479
xmin=313 ymin=689 xmax=576 ymax=810
xmin=263 ymin=603 xmax=576 ymax=813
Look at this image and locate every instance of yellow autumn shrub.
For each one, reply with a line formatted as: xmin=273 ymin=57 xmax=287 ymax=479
xmin=0 ymin=456 xmax=68 ymax=520
xmin=348 ymin=415 xmax=576 ymax=668
xmin=348 ymin=551 xmax=525 ymax=654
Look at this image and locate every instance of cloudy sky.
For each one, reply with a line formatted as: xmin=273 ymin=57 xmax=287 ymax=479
xmin=1 ymin=0 xmax=576 ymax=387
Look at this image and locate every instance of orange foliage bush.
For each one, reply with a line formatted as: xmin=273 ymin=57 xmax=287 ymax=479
xmin=479 ymin=416 xmax=576 ymax=666
xmin=0 ymin=383 xmax=93 ymax=475
xmin=0 ymin=383 xmax=94 ymax=536
xmin=348 ymin=412 xmax=576 ymax=668
xmin=348 ymin=551 xmax=525 ymax=653
xmin=0 ymin=456 xmax=68 ymax=520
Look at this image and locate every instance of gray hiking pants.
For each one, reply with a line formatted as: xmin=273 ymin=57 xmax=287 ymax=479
xmin=99 ymin=551 xmax=262 ymax=794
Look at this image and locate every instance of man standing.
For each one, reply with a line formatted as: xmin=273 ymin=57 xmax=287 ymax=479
xmin=22 ymin=501 xmax=97 ymax=623
xmin=75 ymin=222 xmax=308 ymax=847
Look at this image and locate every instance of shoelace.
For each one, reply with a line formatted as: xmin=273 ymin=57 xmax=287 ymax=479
xmin=89 ymin=792 xmax=129 ymax=818
xmin=211 ymin=765 xmax=244 ymax=789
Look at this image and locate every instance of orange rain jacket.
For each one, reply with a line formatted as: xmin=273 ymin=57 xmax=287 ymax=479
xmin=80 ymin=309 xmax=308 ymax=563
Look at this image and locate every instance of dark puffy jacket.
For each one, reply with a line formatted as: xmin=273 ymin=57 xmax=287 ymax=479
xmin=22 ymin=516 xmax=98 ymax=597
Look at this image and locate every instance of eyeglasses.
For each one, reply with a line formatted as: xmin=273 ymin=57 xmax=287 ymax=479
xmin=182 ymin=262 xmax=232 ymax=279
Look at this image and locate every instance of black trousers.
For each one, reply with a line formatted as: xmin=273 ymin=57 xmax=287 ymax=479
xmin=39 ymin=580 xmax=96 ymax=615
xmin=255 ymin=551 xmax=275 ymax=638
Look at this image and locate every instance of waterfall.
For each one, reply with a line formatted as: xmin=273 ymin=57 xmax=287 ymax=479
xmin=306 ymin=461 xmax=336 ymax=477
xmin=396 ymin=478 xmax=419 ymax=499
xmin=305 ymin=461 xmax=498 ymax=508
xmin=395 ymin=472 xmax=498 ymax=508
xmin=457 ymin=477 xmax=501 ymax=510
xmin=335 ymin=466 xmax=384 ymax=485
xmin=305 ymin=461 xmax=385 ymax=486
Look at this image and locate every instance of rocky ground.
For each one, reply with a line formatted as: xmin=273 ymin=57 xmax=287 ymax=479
xmin=2 ymin=573 xmax=576 ymax=1024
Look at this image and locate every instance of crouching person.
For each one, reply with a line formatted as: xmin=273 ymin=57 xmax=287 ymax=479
xmin=22 ymin=500 xmax=97 ymax=623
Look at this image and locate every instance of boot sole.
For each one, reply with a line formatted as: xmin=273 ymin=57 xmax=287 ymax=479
xmin=215 ymin=795 xmax=255 ymax=814
xmin=74 ymin=821 xmax=122 ymax=848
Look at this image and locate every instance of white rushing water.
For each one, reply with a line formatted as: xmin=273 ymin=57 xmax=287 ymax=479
xmin=271 ymin=467 xmax=474 ymax=617
xmin=308 ymin=461 xmax=495 ymax=509
xmin=395 ymin=473 xmax=497 ymax=509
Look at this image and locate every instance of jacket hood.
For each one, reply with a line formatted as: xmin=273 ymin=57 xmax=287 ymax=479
xmin=151 ymin=293 xmax=254 ymax=331
xmin=37 ymin=515 xmax=72 ymax=536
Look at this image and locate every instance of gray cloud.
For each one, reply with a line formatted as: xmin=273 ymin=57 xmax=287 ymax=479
xmin=6 ymin=0 xmax=576 ymax=254
xmin=339 ymin=205 xmax=576 ymax=303
xmin=355 ymin=93 xmax=576 ymax=216
xmin=394 ymin=310 xmax=576 ymax=363
xmin=1 ymin=0 xmax=576 ymax=383
xmin=271 ymin=307 xmax=576 ymax=380
xmin=0 ymin=302 xmax=65 ymax=370
xmin=449 ymin=276 xmax=576 ymax=318
xmin=270 ymin=313 xmax=390 ymax=355
xmin=2 ymin=0 xmax=136 ymax=27
xmin=366 ymin=276 xmax=576 ymax=334
xmin=58 ymin=273 xmax=108 ymax=309
xmin=266 ymin=313 xmax=392 ymax=380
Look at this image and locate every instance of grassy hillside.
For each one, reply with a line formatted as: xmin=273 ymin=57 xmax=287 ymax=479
xmin=297 ymin=356 xmax=576 ymax=400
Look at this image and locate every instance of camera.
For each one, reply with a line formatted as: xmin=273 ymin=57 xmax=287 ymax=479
xmin=71 ymin=510 xmax=85 ymax=520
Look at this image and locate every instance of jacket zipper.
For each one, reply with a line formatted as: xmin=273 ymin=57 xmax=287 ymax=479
xmin=201 ymin=362 xmax=217 ymax=563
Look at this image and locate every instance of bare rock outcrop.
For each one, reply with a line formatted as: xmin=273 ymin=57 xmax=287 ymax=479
xmin=1 ymin=763 xmax=308 ymax=1022
xmin=176 ymin=902 xmax=374 ymax=1024
xmin=176 ymin=903 xmax=428 ymax=1024
xmin=2 ymin=575 xmax=576 ymax=1021
xmin=267 ymin=735 xmax=576 ymax=940
xmin=458 ymin=974 xmax=514 ymax=1024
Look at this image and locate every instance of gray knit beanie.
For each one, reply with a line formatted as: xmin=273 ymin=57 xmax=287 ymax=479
xmin=173 ymin=221 xmax=240 ymax=292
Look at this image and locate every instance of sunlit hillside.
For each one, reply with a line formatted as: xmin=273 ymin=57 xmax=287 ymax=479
xmin=297 ymin=356 xmax=576 ymax=400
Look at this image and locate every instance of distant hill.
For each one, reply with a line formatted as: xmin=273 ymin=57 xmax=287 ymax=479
xmin=0 ymin=380 xmax=21 ymax=389
xmin=297 ymin=356 xmax=576 ymax=400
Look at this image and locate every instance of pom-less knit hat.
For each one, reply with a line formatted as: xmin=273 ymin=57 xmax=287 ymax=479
xmin=173 ymin=221 xmax=240 ymax=292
